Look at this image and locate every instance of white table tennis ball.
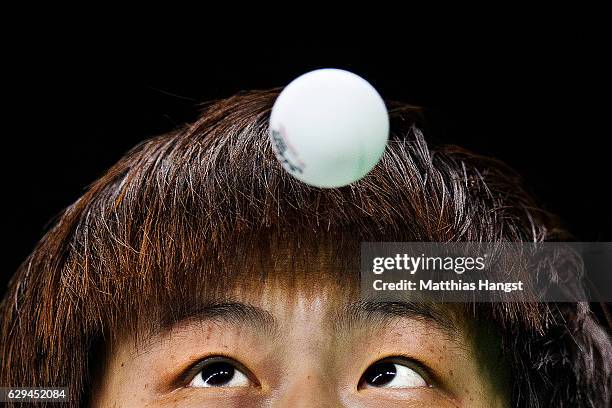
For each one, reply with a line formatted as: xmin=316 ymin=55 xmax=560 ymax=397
xmin=269 ymin=68 xmax=389 ymax=188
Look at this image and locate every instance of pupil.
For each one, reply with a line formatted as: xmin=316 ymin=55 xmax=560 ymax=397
xmin=201 ymin=362 xmax=235 ymax=386
xmin=364 ymin=362 xmax=397 ymax=387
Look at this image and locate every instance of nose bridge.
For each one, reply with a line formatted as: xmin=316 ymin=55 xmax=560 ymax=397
xmin=272 ymin=329 xmax=345 ymax=407
xmin=272 ymin=361 xmax=343 ymax=408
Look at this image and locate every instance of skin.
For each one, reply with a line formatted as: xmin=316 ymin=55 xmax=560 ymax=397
xmin=92 ymin=285 xmax=508 ymax=407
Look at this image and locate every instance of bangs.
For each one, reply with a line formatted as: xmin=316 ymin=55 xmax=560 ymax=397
xmin=42 ymin=89 xmax=556 ymax=340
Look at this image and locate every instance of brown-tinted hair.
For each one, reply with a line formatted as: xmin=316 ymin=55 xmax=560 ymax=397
xmin=1 ymin=89 xmax=610 ymax=407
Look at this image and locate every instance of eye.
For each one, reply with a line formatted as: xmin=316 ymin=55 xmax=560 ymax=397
xmin=188 ymin=357 xmax=251 ymax=388
xmin=360 ymin=359 xmax=428 ymax=389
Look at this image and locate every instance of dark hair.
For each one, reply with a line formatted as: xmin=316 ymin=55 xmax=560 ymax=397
xmin=1 ymin=89 xmax=610 ymax=407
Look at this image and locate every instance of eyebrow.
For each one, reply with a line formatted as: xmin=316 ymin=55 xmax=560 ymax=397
xmin=159 ymin=301 xmax=278 ymax=336
xmin=157 ymin=300 xmax=458 ymax=340
xmin=335 ymin=301 xmax=459 ymax=337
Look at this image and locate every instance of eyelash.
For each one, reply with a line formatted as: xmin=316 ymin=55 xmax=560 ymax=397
xmin=360 ymin=355 xmax=438 ymax=388
xmin=179 ymin=355 xmax=258 ymax=388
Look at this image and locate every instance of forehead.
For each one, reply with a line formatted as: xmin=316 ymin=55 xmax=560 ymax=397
xmin=142 ymin=280 xmax=463 ymax=350
xmin=124 ymin=233 xmax=472 ymax=344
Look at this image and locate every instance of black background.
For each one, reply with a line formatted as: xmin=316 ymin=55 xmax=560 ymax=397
xmin=3 ymin=33 xmax=611 ymax=297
